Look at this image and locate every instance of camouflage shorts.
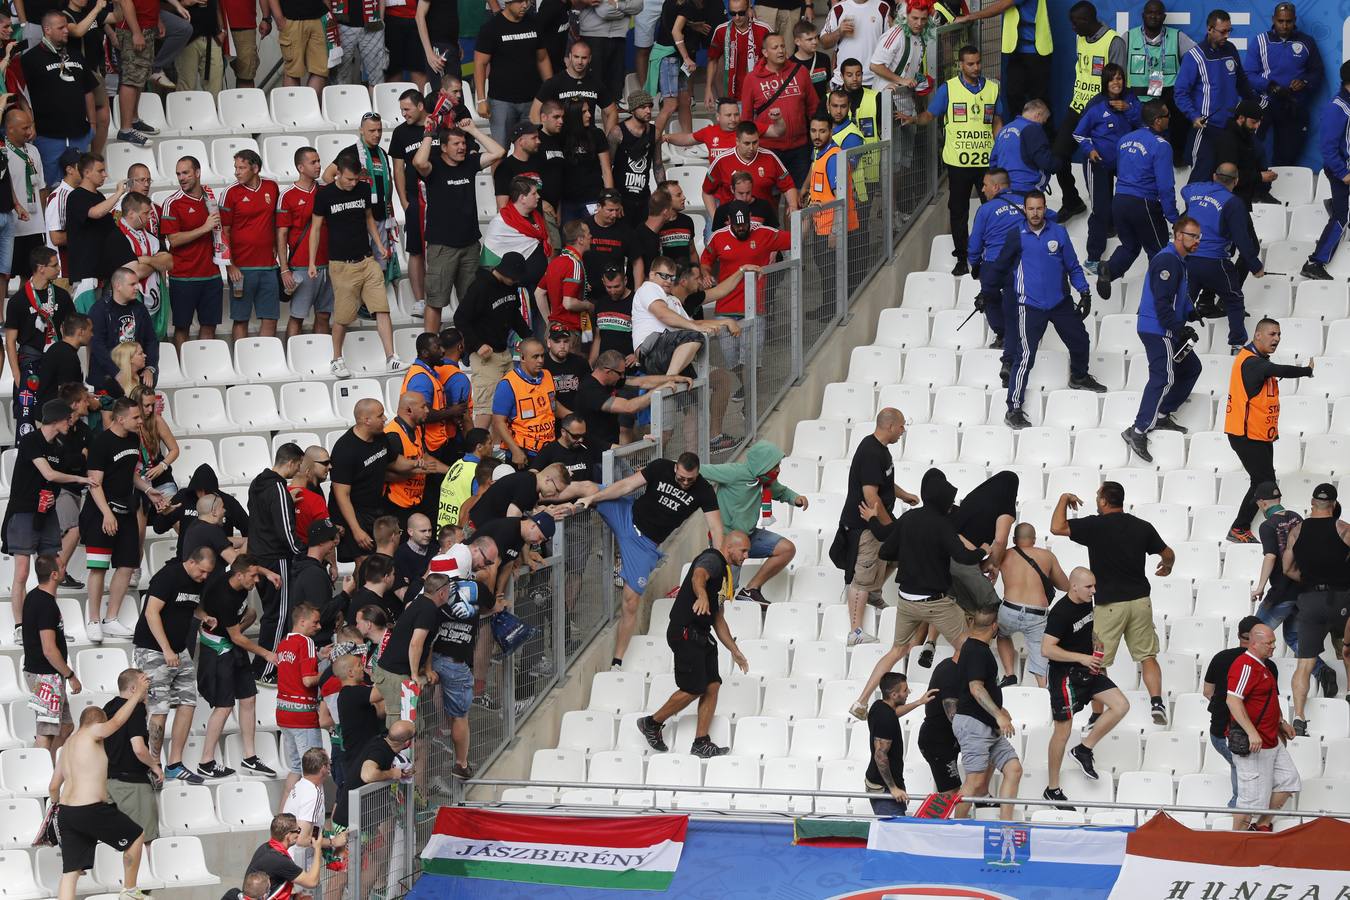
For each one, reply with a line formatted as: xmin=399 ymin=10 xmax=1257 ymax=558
xmin=132 ymin=647 xmax=197 ymax=716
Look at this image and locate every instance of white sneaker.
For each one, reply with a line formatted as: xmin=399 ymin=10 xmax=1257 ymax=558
xmin=331 ymin=357 xmax=351 ymax=378
xmin=410 ymin=300 xmax=426 ymax=317
xmin=86 ymin=620 xmax=103 ymax=643
xmin=102 ymin=619 xmax=134 ymax=639
xmin=846 ymin=628 xmax=878 ymax=647
xmin=386 ymin=355 xmax=405 ymax=372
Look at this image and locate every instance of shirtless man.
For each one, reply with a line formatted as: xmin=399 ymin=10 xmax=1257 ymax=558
xmin=48 ymin=671 xmax=152 ymax=900
xmin=995 ymin=524 xmax=1068 ymax=688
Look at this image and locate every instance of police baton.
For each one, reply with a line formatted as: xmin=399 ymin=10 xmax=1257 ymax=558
xmin=955 ymin=307 xmax=980 ymax=331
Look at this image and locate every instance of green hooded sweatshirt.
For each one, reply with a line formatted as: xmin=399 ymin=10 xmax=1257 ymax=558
xmin=699 ymin=441 xmax=801 ymax=534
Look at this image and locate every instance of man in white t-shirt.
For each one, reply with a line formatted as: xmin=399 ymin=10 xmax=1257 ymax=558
xmin=869 ymin=4 xmax=931 ymax=116
xmin=5 ymin=108 xmax=46 ymax=290
xmin=820 ymin=0 xmax=894 ymax=88
xmin=283 ymin=747 xmax=338 ymax=874
xmin=632 ymin=256 xmax=744 ymax=377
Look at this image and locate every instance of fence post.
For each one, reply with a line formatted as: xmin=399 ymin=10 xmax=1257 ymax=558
xmin=404 ymin=776 xmax=417 ymax=888
xmin=347 ymin=788 xmax=361 ymax=900
xmin=834 ymin=201 xmax=848 ymax=317
xmin=504 ymin=572 xmax=518 ymax=739
xmin=789 ymin=210 xmax=805 ymax=385
xmin=879 ymin=89 xmax=895 ymax=259
xmin=552 ymin=523 xmax=567 ymax=676
xmin=696 ymin=338 xmax=711 ymax=458
xmin=742 ymin=273 xmax=759 ymax=437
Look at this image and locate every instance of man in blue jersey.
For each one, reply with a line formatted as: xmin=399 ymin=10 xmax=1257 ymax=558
xmin=1177 ymin=9 xmax=1257 ymax=183
xmin=979 ymin=190 xmax=1106 ymax=431
xmin=1243 ymin=3 xmax=1321 ymax=169
xmin=989 ymin=100 xmax=1057 ymax=193
xmin=1096 ymin=100 xmax=1176 ymax=301
xmin=1181 ymin=163 xmax=1265 ymax=352
xmin=1123 ymin=216 xmax=1203 ymax=463
xmin=1300 ymin=62 xmax=1350 ymax=282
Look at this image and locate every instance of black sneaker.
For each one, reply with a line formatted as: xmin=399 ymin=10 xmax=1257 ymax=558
xmin=1042 ymin=787 xmax=1075 ymax=811
xmin=197 ymin=760 xmax=236 ymax=779
xmin=1004 ymin=408 xmax=1032 ymax=430
xmin=917 ymin=645 xmax=935 ymax=668
xmin=1096 ymin=270 xmax=1112 ymax=299
xmin=1086 ymin=711 xmax=1102 ymax=727
xmin=1153 ymin=414 xmax=1188 ymax=434
xmin=1056 ymin=198 xmax=1088 ymax=225
xmin=451 ymin=763 xmax=474 ymax=779
xmin=1070 ymin=744 xmax=1099 ymax=780
xmin=997 ymin=674 xmax=1018 ymax=688
xmin=1300 ymin=260 xmax=1333 ymax=280
xmin=690 ymin=737 xmax=729 ymax=759
xmin=474 ymin=693 xmax=501 ymax=711
xmin=1069 ymin=374 xmax=1108 ymax=393
xmin=240 ymin=756 xmax=277 ymax=777
xmin=735 ymin=587 xmax=768 ymax=606
xmin=165 ymin=763 xmax=205 ymax=785
xmin=59 ymin=573 xmax=84 ymax=590
xmin=131 ymin=119 xmax=161 ymax=136
xmin=989 ymin=335 xmax=1004 ymax=350
xmin=1317 ymin=666 xmax=1339 ymax=699
xmin=999 ymin=362 xmax=1010 ymax=389
xmin=638 ymin=715 xmax=668 ymax=752
xmin=952 ymin=260 xmax=970 ymax=278
xmin=1150 ymin=699 xmax=1168 ymax=726
xmin=1293 ymin=718 xmax=1308 ymax=737
xmin=1122 ymin=427 xmax=1153 ymax=463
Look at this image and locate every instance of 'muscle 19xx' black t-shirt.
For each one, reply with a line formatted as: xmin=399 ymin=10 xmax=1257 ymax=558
xmin=631 ymin=458 xmax=717 ymax=545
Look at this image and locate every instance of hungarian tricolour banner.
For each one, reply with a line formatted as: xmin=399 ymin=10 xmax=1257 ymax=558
xmin=1108 ymin=813 xmax=1350 ymax=899
xmin=421 ymin=809 xmax=688 ymax=891
xmin=864 ymin=816 xmax=1129 ymax=898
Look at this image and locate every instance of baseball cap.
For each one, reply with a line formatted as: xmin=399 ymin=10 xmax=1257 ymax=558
xmin=723 ymin=200 xmax=752 ymax=229
xmin=39 ymin=400 xmax=72 ymax=425
xmin=1253 ymin=481 xmax=1282 ymax=501
xmin=1313 ymin=482 xmax=1338 ymax=503
xmin=509 ymin=121 xmax=540 ymax=143
xmin=530 ymin=512 xmax=556 ymax=541
xmin=1236 ymin=615 xmax=1263 ymax=639
xmin=1236 ymin=99 xmax=1265 ymax=121
xmin=308 ymin=519 xmax=340 ymax=545
xmin=58 ymin=147 xmax=83 ymax=171
xmin=495 ymin=251 xmax=527 ymax=283
xmin=548 ymin=321 xmax=571 ymax=338
xmin=627 ymin=89 xmax=655 ymax=110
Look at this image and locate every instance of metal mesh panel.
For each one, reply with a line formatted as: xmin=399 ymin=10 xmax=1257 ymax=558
xmin=842 ymin=141 xmax=893 ymax=298
xmin=743 ymin=263 xmax=799 ymax=430
xmin=650 ymin=376 xmax=711 ymax=464
xmin=892 ymin=120 xmax=940 ymax=245
xmin=558 ymin=508 xmax=612 ymax=667
xmin=702 ymin=320 xmax=753 ymax=461
xmin=508 ymin=554 xmax=564 ymax=723
xmin=799 ymin=201 xmax=846 ymax=352
xmin=346 ymin=779 xmax=415 ymax=900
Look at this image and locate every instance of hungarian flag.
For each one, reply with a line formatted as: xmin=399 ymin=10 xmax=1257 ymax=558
xmin=422 ymin=809 xmax=687 ymax=891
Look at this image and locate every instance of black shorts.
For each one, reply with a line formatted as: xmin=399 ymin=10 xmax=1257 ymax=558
xmin=404 ymin=200 xmax=425 ymax=255
xmin=383 ymin=16 xmax=427 ymax=73
xmin=56 ymin=801 xmax=142 ymax=872
xmin=1296 ymin=589 xmax=1350 ymax=659
xmin=667 ymin=624 xmax=719 ymax=695
xmin=917 ymin=719 xmax=961 ymax=793
xmin=337 ymin=512 xmax=377 ymax=563
xmin=78 ymin=500 xmax=141 ymax=570
xmin=1048 ymin=667 xmax=1117 ymax=722
xmin=196 ymin=647 xmax=257 ymax=708
xmin=638 ymin=329 xmax=703 ymax=378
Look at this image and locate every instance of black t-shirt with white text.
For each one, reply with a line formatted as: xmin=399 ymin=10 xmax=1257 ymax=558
xmin=631 ymin=457 xmax=718 ymax=545
xmin=389 ymin=122 xmax=434 ymax=204
xmin=493 ymin=152 xmax=546 ymax=199
xmin=476 ymin=13 xmax=546 ymax=103
xmin=20 ymin=43 xmax=95 ymax=139
xmin=535 ymin=71 xmax=612 ymax=122
xmin=432 ymin=583 xmax=486 ymax=663
xmin=134 ymin=562 xmax=207 ymax=653
xmin=86 ymin=428 xmax=141 ymax=511
xmin=594 ymin=290 xmax=634 ymax=358
xmin=473 ymin=517 xmax=526 ymax=564
xmin=314 ymin=182 xmax=372 ymax=263
xmin=8 ymin=429 xmax=63 ymax=515
xmin=423 ymin=154 xmax=482 ymax=249
xmin=544 ymin=352 xmax=590 ymax=413
xmin=328 ymin=429 xmax=395 ymax=527
xmin=583 ymin=217 xmax=638 ymax=295
xmin=1044 ymin=595 xmax=1094 ymax=678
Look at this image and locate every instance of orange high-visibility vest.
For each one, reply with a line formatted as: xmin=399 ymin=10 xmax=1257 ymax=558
xmin=401 ymin=361 xmax=448 ymax=452
xmin=807 ymin=145 xmax=859 ymax=235
xmin=1224 ymin=346 xmax=1280 ymax=442
xmin=502 ymin=368 xmax=557 ymax=454
xmin=383 ymin=418 xmax=426 ymax=508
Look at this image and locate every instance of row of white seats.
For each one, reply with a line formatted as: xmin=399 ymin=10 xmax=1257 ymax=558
xmin=158 ymin=333 xmax=421 ymax=387
xmin=144 ymin=378 xmax=401 ymax=442
xmin=0 ymin=835 xmax=218 ymax=898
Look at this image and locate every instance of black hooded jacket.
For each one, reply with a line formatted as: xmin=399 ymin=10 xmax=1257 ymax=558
xmin=154 ymin=464 xmax=249 ymax=555
xmin=950 ymin=470 xmax=1019 ymax=549
xmin=870 ymin=468 xmax=986 ymax=596
xmin=248 ymin=467 xmax=303 ymax=560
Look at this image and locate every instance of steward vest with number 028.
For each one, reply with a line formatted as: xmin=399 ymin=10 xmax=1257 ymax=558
xmin=1072 ymin=29 xmax=1120 ymax=114
xmin=1127 ymin=26 xmax=1179 ymax=92
xmin=1224 ymin=347 xmax=1280 ymax=442
xmin=941 ymin=76 xmax=999 ymax=168
xmin=1002 ymin=0 xmax=1051 ymax=56
xmin=502 ymin=367 xmax=557 ymax=454
xmin=383 ymin=418 xmax=427 ymax=509
xmin=808 ymin=145 xmax=859 ymax=235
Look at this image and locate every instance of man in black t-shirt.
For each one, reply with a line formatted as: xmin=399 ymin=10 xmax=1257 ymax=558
xmin=21 ymin=555 xmax=76 ymax=756
xmin=950 ymin=470 xmax=1019 ymax=614
xmin=468 ymin=463 xmax=589 ymax=527
xmin=98 ymin=192 xmax=171 ymax=283
xmin=1052 ymin=481 xmax=1176 ymax=726
xmin=329 ymin=398 xmax=419 ymax=564
xmin=638 ymin=534 xmax=751 ymax=758
xmin=951 ymin=608 xmax=1022 ymax=820
xmin=919 ymin=652 xmax=964 ymax=794
xmin=571 ymin=349 xmax=690 ymax=461
xmin=104 ymin=668 xmax=163 ymax=842
xmin=655 ymin=180 xmax=698 ymax=264
xmin=36 ymin=310 xmax=89 ymax=411
xmin=412 ymin=120 xmax=507 ymax=332
xmin=543 ymin=324 xmax=591 ymax=417
xmin=81 ymin=397 xmax=171 ymax=644
xmin=428 ymin=573 xmax=480 ymax=778
xmin=530 ymin=41 xmax=617 ymax=133
xmin=577 ymin=453 xmax=723 ymax=668
xmin=389 ymin=90 xmax=436 ymax=320
xmin=1041 ymin=568 xmax=1129 ymax=809
xmin=373 ymin=576 xmax=451 ymax=728
xmin=473 ymin=4 xmax=553 ymax=148
xmin=4 ymin=247 xmax=74 ymax=438
xmin=180 ymin=494 xmax=243 ymax=564
xmin=333 ymin=721 xmax=414 ymax=827
xmin=22 ymin=13 xmax=97 ymax=185
xmin=584 ymin=191 xmax=644 ymax=296
xmin=1202 ymin=615 xmax=1268 ymax=806
xmin=492 ymin=122 xmax=545 ymax=206
xmin=533 ymin=415 xmax=596 ymax=483
xmin=864 ymin=672 xmax=933 ymax=815
xmin=247 ymin=813 xmax=327 ymax=900
xmin=63 ymin=154 xmax=127 ymax=301
xmin=132 ymin=546 xmax=216 ymax=785
xmin=592 ymin=269 xmax=636 ymax=363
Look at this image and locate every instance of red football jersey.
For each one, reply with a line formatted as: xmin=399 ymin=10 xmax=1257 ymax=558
xmin=277 ymin=183 xmax=329 ymax=268
xmin=703 ymin=148 xmax=794 ymax=206
xmin=275 ymin=633 xmax=320 ymax=729
xmin=160 ymin=190 xmax=219 ymax=280
xmin=700 ymin=224 xmax=792 ymax=315
xmin=221 ymin=178 xmax=280 ymax=268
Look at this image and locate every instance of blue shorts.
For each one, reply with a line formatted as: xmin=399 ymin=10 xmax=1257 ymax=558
xmin=288 ymin=268 xmax=335 ymax=319
xmin=231 ymin=268 xmax=281 ymax=322
xmin=597 ymin=494 xmax=664 ymax=593
xmin=169 ymin=277 xmax=224 ymax=329
xmin=747 ymin=527 xmax=786 ymax=558
xmin=656 ymin=55 xmax=688 ymax=98
xmin=432 ymin=655 xmax=472 ymax=719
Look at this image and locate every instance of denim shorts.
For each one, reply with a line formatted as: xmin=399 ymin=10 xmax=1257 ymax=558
xmin=169 ymin=277 xmax=224 ymax=329
xmin=281 ymin=726 xmax=325 ymax=774
xmin=231 ymin=268 xmax=281 ymax=322
xmin=997 ymin=602 xmax=1049 ymax=677
xmin=657 ymin=55 xmax=688 ymax=98
xmin=747 ymin=528 xmax=786 ymax=559
xmin=432 ymin=654 xmax=473 ymax=719
xmin=598 ymin=495 xmax=664 ymax=593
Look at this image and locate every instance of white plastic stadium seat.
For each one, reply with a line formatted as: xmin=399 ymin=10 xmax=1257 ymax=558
xmin=208 ymin=138 xmax=260 ymax=185
xmin=216 ymin=781 xmax=275 ymax=830
xmin=159 ymin=784 xmax=228 ymax=835
xmin=792 ymin=419 xmax=844 ymax=462
xmin=270 ymin=87 xmax=328 ymax=130
xmin=148 ymin=837 xmax=219 ymax=887
xmin=218 ymin=435 xmax=273 ymax=483
xmin=74 ymin=648 xmax=128 ymax=694
xmin=166 ymin=91 xmax=229 ymax=135
xmin=846 ymin=345 xmax=901 ymax=387
xmin=157 ymin=139 xmax=224 ymax=186
xmin=233 ymin=337 xmax=294 ymax=383
xmin=180 ymin=339 xmax=239 ymax=385
xmin=217 ymin=88 xmax=282 ymax=133
xmin=0 ymin=799 xmax=43 ymax=850
xmin=901 ymin=272 xmax=955 ymax=312
xmin=1268 ymin=165 xmax=1314 ymax=205
xmin=0 ymin=849 xmax=47 ymax=899
xmin=226 ymin=386 xmax=289 ymax=432
xmin=0 ymin=749 xmax=53 ymax=797
xmin=558 ymin=710 xmax=616 ymax=754
xmin=874 ymin=308 xmax=929 ymax=349
xmin=818 ymin=382 xmax=875 ymax=424
xmin=262 ymin=135 xmax=311 ymax=181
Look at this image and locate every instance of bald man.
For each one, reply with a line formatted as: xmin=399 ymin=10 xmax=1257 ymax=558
xmin=1040 ymin=567 xmax=1129 ymax=809
xmin=5 ymin=107 xmax=46 ymax=288
xmin=384 ymin=392 xmax=449 ymax=527
xmin=491 ymin=337 xmax=557 ymax=468
xmin=996 ymin=524 xmax=1069 ymax=689
xmin=333 ymin=719 xmax=415 ymax=828
xmin=1226 ymin=623 xmax=1299 ymax=832
xmin=329 ymin=400 xmax=421 ymax=565
xmin=836 ymin=408 xmax=919 ymax=645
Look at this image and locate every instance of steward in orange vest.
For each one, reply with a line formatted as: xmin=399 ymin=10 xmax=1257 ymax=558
xmin=383 ymin=392 xmax=449 ymax=525
xmin=1222 ymin=320 xmax=1314 ymax=543
xmin=805 ymin=114 xmax=859 ymax=238
xmin=490 ymin=338 xmax=557 ymax=466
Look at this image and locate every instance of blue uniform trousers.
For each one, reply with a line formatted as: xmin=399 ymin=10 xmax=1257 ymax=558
xmin=1186 ymin=255 xmax=1249 ymax=348
xmin=1084 ymin=160 xmax=1115 ymax=262
xmin=1133 ymin=331 xmax=1202 ymax=432
xmin=1006 ymin=298 xmax=1091 ymax=411
xmin=1105 ymin=195 xmax=1169 ymax=280
xmin=1188 ymin=125 xmax=1224 ymax=184
xmin=1311 ymin=172 xmax=1350 ymax=265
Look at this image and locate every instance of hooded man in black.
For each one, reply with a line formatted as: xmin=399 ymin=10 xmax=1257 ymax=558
xmin=247 ymin=442 xmax=306 ymax=682
xmin=848 ymin=468 xmax=987 ymax=720
xmin=154 ymin=464 xmax=249 ymax=555
xmin=948 ymin=470 xmax=1019 ymax=613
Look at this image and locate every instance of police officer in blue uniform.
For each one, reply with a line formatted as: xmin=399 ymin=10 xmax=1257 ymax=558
xmin=1181 ymin=162 xmax=1265 ymax=352
xmin=1301 ymin=61 xmax=1350 ymax=282
xmin=1073 ymin=63 xmax=1142 ymax=274
xmin=1123 ymin=216 xmax=1203 ymax=463
xmin=990 ymin=99 xmax=1057 ymax=194
xmin=1097 ymin=99 xmax=1176 ymax=301
xmin=1244 ymin=2 xmax=1322 ymax=168
xmin=1177 ymin=9 xmax=1258 ymax=183
xmin=980 ymin=190 xmax=1106 ymax=430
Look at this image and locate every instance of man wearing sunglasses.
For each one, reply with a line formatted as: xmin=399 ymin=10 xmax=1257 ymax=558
xmin=247 ymin=812 xmax=332 ymax=900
